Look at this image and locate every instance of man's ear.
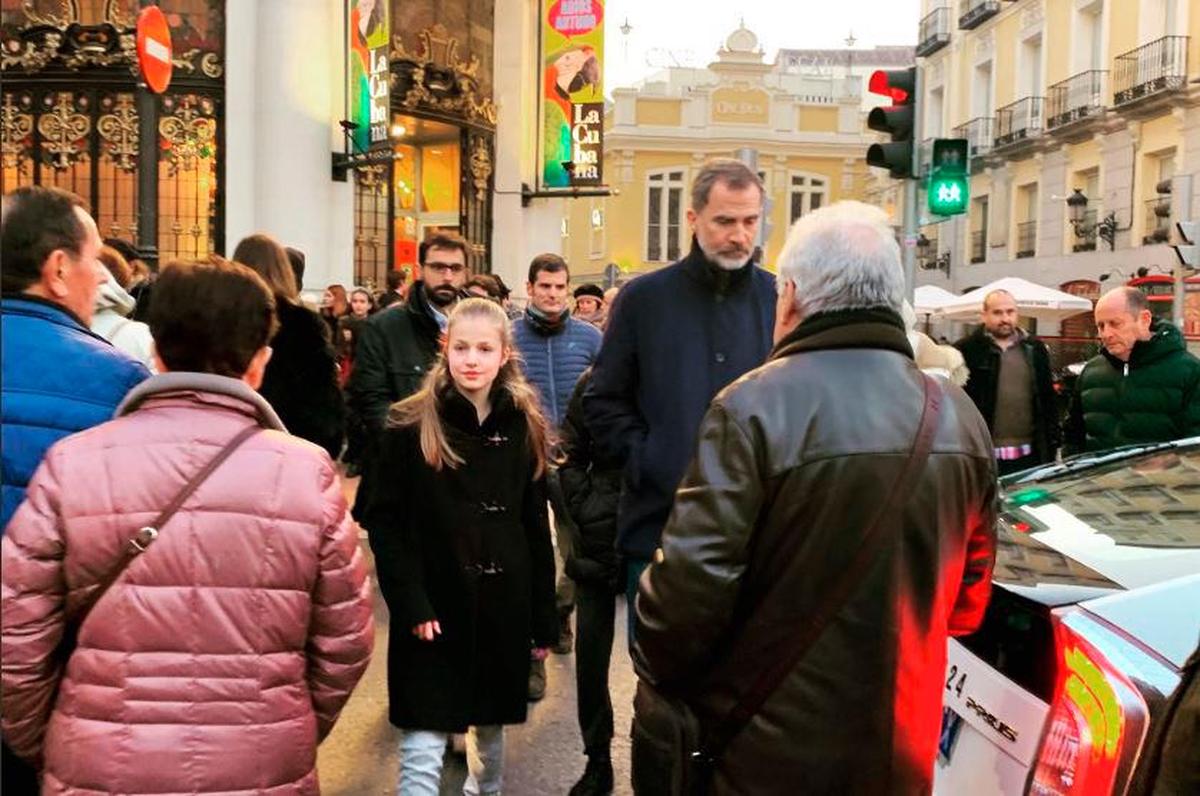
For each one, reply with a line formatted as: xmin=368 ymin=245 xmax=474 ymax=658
xmin=242 ymin=346 xmax=273 ymax=391
xmin=40 ymin=249 xmax=73 ymax=299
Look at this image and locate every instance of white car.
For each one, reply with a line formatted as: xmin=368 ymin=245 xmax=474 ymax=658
xmin=934 ymin=439 xmax=1200 ymax=795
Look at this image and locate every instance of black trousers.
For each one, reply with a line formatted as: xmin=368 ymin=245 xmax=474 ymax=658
xmin=575 ymin=579 xmax=616 ymax=761
xmin=2 ymin=739 xmax=38 ymax=794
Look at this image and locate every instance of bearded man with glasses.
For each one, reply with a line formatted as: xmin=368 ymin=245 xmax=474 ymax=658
xmin=349 ymin=232 xmax=470 ymax=523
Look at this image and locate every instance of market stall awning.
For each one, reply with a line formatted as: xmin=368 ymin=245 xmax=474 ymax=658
xmin=937 ymin=277 xmax=1095 ymax=323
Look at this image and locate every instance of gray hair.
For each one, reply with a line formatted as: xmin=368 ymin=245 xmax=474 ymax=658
xmin=776 ymin=201 xmax=904 ymax=318
xmin=691 ymin=158 xmax=764 ymax=212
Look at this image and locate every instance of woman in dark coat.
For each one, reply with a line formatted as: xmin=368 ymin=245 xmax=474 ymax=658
xmin=360 ymin=298 xmax=558 ymax=795
xmin=232 ymin=234 xmax=345 ymax=459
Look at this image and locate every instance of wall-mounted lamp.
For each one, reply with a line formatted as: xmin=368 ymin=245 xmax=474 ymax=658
xmin=1066 ymin=189 xmax=1119 ymax=251
xmin=916 ymin=233 xmax=951 ymax=276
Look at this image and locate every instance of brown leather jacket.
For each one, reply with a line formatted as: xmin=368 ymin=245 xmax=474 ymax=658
xmin=634 ymin=310 xmax=997 ymax=795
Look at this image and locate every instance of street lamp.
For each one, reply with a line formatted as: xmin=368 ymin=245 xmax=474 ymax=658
xmin=1066 ymin=189 xmax=1118 ymax=251
xmin=916 ymin=233 xmax=950 ymax=275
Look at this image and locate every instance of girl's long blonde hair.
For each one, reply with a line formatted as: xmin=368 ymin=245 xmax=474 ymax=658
xmin=387 ymin=298 xmax=553 ymax=477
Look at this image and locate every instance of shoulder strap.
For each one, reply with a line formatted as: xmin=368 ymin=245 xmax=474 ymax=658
xmin=64 ymin=424 xmax=262 ymax=629
xmin=703 ymin=373 xmax=943 ymax=760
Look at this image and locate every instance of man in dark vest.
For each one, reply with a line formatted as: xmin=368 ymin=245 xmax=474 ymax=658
xmin=955 ymin=289 xmax=1060 ymax=475
xmin=1065 ymin=286 xmax=1200 ymax=453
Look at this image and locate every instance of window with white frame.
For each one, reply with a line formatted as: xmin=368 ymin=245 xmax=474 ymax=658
xmin=789 ymin=173 xmax=827 ymax=224
xmin=646 ymin=169 xmax=686 ymax=262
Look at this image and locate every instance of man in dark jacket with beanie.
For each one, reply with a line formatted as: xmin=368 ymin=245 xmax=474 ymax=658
xmin=348 ymin=232 xmax=469 ymax=521
xmin=1065 ymin=286 xmax=1200 ymax=453
xmin=584 ymin=158 xmax=776 ymax=637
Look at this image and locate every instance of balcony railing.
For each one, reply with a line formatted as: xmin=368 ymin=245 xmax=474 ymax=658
xmin=917 ymin=7 xmax=951 ymax=57
xmin=1072 ymin=209 xmax=1097 ymax=252
xmin=969 ymin=230 xmax=986 ymax=264
xmin=953 ymin=117 xmax=994 ymax=160
xmin=1047 ymin=70 xmax=1107 ymax=130
xmin=959 ymin=0 xmax=1000 ymax=30
xmin=994 ymin=97 xmax=1044 ymax=148
xmin=1016 ymin=221 xmax=1037 ymax=258
xmin=1113 ymin=36 xmax=1189 ymax=107
xmin=1143 ymin=198 xmax=1171 ymax=244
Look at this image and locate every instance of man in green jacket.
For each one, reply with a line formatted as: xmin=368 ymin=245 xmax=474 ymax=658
xmin=1065 ymin=286 xmax=1200 ymax=453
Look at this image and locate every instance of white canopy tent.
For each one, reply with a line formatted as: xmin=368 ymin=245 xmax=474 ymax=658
xmin=936 ymin=277 xmax=1095 ymax=323
xmin=912 ymin=285 xmax=958 ymax=316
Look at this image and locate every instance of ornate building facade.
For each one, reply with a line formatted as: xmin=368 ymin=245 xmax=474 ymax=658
xmin=2 ymin=0 xmax=225 ymax=263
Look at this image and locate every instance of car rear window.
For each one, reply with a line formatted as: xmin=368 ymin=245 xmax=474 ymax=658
xmin=1007 ymin=447 xmax=1200 ymax=550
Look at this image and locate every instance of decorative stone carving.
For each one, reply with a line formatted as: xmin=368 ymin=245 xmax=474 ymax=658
xmin=390 ymin=24 xmax=497 ymax=127
xmin=37 ymin=92 xmax=90 ymax=170
xmin=97 ymin=93 xmax=138 ymax=172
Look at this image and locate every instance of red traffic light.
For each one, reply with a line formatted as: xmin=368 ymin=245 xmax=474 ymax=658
xmin=869 ymin=69 xmax=912 ymax=105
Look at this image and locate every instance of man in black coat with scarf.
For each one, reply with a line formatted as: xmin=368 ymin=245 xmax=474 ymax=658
xmin=348 ymin=231 xmax=469 ymax=521
xmin=583 ymin=158 xmax=776 ymax=638
xmin=955 ymin=289 xmax=1060 ymax=475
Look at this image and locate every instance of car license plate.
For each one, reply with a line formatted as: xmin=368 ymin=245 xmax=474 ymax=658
xmin=938 ymin=707 xmax=964 ymax=764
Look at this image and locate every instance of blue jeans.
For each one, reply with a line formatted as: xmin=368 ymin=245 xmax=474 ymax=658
xmin=624 ymin=557 xmax=651 ymax=651
xmin=398 ymin=725 xmax=504 ymax=796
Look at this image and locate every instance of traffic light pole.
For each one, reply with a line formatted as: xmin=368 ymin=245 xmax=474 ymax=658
xmin=902 ymin=65 xmax=924 ymax=301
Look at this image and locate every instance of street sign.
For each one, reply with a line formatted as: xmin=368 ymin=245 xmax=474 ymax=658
xmin=136 ymin=6 xmax=173 ymax=94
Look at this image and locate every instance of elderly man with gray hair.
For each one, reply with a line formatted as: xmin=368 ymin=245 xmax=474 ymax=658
xmin=631 ymin=201 xmax=997 ymax=795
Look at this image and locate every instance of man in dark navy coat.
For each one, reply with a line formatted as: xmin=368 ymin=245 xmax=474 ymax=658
xmin=583 ymin=158 xmax=776 ymax=636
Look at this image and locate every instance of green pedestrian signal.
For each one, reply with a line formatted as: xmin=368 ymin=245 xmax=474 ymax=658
xmin=928 ymin=138 xmax=969 ymax=216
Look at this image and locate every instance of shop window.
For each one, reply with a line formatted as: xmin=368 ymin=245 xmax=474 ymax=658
xmin=645 ymin=169 xmax=685 ymax=262
xmin=354 ymin=164 xmax=391 ymax=290
xmin=421 ymin=143 xmax=460 ymax=214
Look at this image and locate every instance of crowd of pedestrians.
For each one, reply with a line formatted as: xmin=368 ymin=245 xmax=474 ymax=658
xmin=2 ymin=159 xmax=1198 ymax=796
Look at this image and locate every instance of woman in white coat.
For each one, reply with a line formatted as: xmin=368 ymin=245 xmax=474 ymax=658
xmin=92 ymin=244 xmax=156 ymax=370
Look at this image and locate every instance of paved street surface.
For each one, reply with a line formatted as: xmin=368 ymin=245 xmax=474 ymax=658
xmin=318 ymin=476 xmax=636 ymax=795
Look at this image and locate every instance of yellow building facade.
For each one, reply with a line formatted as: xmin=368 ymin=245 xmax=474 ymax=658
xmin=913 ymin=0 xmax=1200 ymax=328
xmin=562 ymin=26 xmax=888 ymax=282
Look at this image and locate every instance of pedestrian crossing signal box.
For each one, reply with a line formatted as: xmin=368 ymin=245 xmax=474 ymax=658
xmin=928 ymin=138 xmax=969 ymax=217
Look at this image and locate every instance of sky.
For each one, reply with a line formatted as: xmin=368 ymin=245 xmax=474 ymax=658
xmin=599 ymin=0 xmax=922 ymax=91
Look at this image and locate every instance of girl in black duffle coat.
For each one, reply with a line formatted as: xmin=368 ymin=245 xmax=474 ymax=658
xmin=360 ymin=298 xmax=558 ymax=796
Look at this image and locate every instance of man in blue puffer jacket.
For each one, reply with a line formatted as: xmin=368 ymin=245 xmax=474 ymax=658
xmin=513 ymin=254 xmax=602 ymax=427
xmin=1 ymin=186 xmax=150 ymax=533
xmin=512 ymin=253 xmax=602 ymax=692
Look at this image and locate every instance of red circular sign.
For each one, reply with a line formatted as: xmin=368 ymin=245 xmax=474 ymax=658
xmin=136 ymin=7 xmax=173 ymax=94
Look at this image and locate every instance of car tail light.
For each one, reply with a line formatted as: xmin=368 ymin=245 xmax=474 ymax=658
xmin=1028 ymin=619 xmax=1149 ymax=795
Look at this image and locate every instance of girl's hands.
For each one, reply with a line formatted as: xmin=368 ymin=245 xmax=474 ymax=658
xmin=412 ymin=620 xmax=442 ymax=641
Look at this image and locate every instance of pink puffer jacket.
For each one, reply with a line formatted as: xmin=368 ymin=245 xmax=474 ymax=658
xmin=1 ymin=373 xmax=374 ymax=795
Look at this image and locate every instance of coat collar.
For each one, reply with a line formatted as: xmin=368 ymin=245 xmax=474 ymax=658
xmin=770 ymin=307 xmax=913 ymax=361
xmin=2 ymin=292 xmax=94 ymax=334
xmin=441 ymin=382 xmax=520 ymax=436
xmin=679 ymin=238 xmax=755 ymax=295
xmin=115 ymin=372 xmax=287 ymax=430
xmin=1102 ymin=318 xmax=1186 ymax=370
xmin=405 ymin=280 xmax=447 ymax=339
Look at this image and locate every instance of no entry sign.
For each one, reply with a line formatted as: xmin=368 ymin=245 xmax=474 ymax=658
xmin=136 ymin=6 xmax=173 ymax=94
